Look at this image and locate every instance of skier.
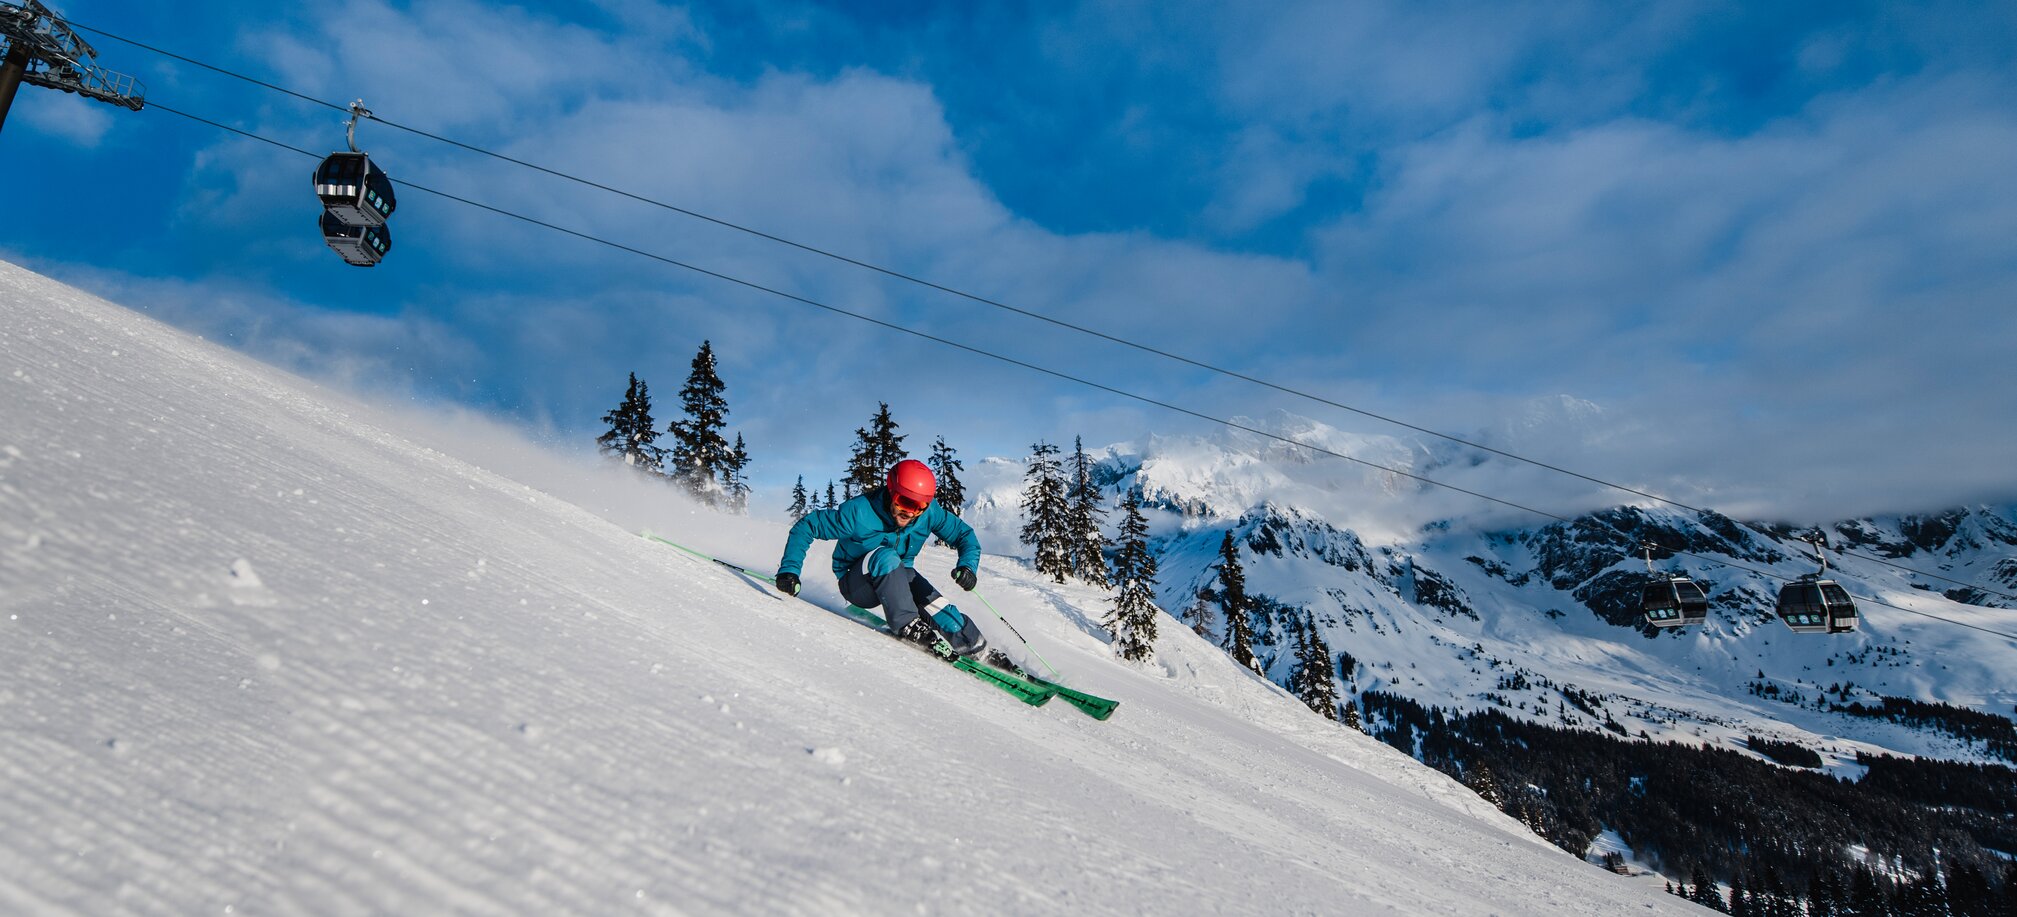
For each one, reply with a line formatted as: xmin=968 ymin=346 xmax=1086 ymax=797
xmin=773 ymin=459 xmax=988 ymax=657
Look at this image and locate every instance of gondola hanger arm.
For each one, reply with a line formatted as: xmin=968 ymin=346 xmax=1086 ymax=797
xmin=1805 ymin=534 xmax=1831 ymax=576
xmin=345 ymin=99 xmax=371 ymax=153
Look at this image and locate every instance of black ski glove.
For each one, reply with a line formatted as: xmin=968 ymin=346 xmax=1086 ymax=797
xmin=774 ymin=572 xmax=800 ymax=596
xmin=951 ymin=566 xmax=977 ymax=591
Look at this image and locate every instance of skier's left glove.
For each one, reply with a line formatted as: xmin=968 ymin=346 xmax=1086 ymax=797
xmin=774 ymin=572 xmax=800 ymax=596
xmin=951 ymin=566 xmax=977 ymax=591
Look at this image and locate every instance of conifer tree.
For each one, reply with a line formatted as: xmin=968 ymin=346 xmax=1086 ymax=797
xmin=1760 ymin=869 xmax=1793 ymax=917
xmin=926 ymin=436 xmax=967 ymax=516
xmin=1103 ymin=486 xmax=1160 ymax=662
xmin=824 ymin=481 xmax=839 ymax=511
xmin=1019 ymin=440 xmax=1071 ymax=582
xmin=1186 ymin=592 xmax=1216 ymax=638
xmin=845 ymin=402 xmax=907 ymax=496
xmin=721 ymin=434 xmax=751 ymax=513
xmin=1942 ymin=864 xmax=1989 ymax=917
xmin=1218 ymin=532 xmax=1260 ymax=674
xmin=1897 ymin=872 xmax=1947 ymax=917
xmin=786 ymin=477 xmax=810 ymax=521
xmin=1689 ymin=865 xmax=1727 ymax=912
xmin=596 ymin=372 xmax=666 ymax=474
xmin=1806 ymin=870 xmax=1841 ymax=917
xmin=1847 ymin=865 xmax=1882 ymax=917
xmin=666 ymin=341 xmax=733 ymax=502
xmin=1461 ymin=762 xmax=1505 ymax=806
xmin=1340 ymin=698 xmax=1363 ymax=732
xmin=1065 ymin=436 xmax=1112 ymax=586
xmin=1291 ymin=612 xmax=1339 ymax=717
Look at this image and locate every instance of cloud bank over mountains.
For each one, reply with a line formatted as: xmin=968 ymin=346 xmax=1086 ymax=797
xmin=8 ymin=0 xmax=2013 ymax=522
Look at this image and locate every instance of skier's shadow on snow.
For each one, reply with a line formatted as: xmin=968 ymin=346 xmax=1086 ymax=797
xmin=719 ymin=566 xmax=859 ymax=625
xmin=719 ymin=565 xmax=786 ymax=600
xmin=714 ymin=559 xmax=857 ymax=626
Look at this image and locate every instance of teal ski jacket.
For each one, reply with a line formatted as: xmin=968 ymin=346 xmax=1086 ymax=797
xmin=777 ymin=486 xmax=981 ymax=580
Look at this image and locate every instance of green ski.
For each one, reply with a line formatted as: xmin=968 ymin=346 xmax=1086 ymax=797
xmin=842 ymin=605 xmax=1055 ymax=707
xmin=971 ymin=648 xmax=1119 ymax=720
xmin=846 ymin=598 xmax=1120 ymax=718
xmin=1023 ymin=676 xmax=1119 ymax=721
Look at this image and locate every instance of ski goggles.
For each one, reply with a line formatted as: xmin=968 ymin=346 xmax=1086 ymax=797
xmin=892 ymin=493 xmax=930 ymax=513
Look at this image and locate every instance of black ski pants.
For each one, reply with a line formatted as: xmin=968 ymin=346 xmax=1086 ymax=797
xmin=838 ymin=548 xmax=987 ymax=656
xmin=839 ymin=548 xmax=944 ymax=632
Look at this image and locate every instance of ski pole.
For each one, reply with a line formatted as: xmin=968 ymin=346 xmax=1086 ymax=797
xmin=642 ymin=532 xmax=776 ymax=583
xmin=971 ymin=589 xmax=1062 ymax=679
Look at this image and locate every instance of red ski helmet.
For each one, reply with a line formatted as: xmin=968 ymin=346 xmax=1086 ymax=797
xmin=886 ymin=459 xmax=937 ymax=512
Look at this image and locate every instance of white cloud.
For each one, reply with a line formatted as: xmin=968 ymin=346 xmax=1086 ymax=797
xmin=49 ymin=0 xmax=2016 ymax=525
xmin=1300 ymin=75 xmax=2017 ymax=519
xmin=17 ymin=93 xmax=117 ymax=147
xmin=245 ymin=0 xmax=692 ymax=132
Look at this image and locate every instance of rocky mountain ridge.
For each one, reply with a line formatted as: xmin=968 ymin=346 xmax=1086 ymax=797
xmin=960 ymin=417 xmax=2017 ymax=771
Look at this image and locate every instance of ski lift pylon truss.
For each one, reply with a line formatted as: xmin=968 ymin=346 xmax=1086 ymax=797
xmin=1 ymin=0 xmax=146 ymax=110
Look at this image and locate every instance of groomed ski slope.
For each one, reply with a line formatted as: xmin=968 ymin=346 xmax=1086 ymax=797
xmin=0 ymin=259 xmax=1695 ymax=915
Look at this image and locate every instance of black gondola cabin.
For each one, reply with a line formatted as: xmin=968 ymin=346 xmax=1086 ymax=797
xmin=1775 ymin=575 xmax=1858 ymax=634
xmin=319 ymin=211 xmax=392 ymax=267
xmin=1642 ymin=575 xmax=1709 ymax=628
xmin=314 ymin=152 xmax=397 ymax=227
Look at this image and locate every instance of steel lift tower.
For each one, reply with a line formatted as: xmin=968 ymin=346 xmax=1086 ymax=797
xmin=0 ymin=0 xmax=144 ymax=137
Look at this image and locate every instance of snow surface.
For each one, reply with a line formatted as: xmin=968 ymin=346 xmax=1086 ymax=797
xmin=0 ymin=259 xmax=1698 ymax=913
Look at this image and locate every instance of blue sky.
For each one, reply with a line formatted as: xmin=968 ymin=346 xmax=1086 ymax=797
xmin=5 ymin=0 xmax=2016 ymax=525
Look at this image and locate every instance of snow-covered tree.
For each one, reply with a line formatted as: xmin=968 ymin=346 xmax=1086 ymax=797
xmin=1185 ymin=592 xmax=1216 ymax=637
xmin=1689 ymin=866 xmax=1727 ymax=912
xmin=1340 ymin=698 xmax=1364 ymax=732
xmin=786 ymin=476 xmax=810 ymax=521
xmin=722 ymin=434 xmax=751 ymax=513
xmin=1104 ymin=486 xmax=1160 ymax=662
xmin=595 ymin=372 xmax=665 ymax=474
xmin=1218 ymin=532 xmax=1260 ymax=674
xmin=1732 ymin=879 xmax=1759 ymax=917
xmin=845 ymin=402 xmax=906 ymax=497
xmin=1020 ymin=440 xmax=1071 ymax=583
xmin=1290 ymin=613 xmax=1339 ymax=718
xmin=1461 ymin=762 xmax=1505 ymax=806
xmin=1066 ymin=436 xmax=1111 ymax=587
xmin=666 ymin=341 xmax=733 ymax=502
xmin=926 ymin=436 xmax=966 ymax=517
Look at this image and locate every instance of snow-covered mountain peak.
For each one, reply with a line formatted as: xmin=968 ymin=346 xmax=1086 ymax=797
xmin=955 ymin=387 xmax=2015 ymax=780
xmin=1479 ymin=394 xmax=1608 ymax=451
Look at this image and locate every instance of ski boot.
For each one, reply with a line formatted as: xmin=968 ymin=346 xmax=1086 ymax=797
xmin=925 ymin=602 xmax=988 ymax=659
xmin=982 ymin=648 xmax=1023 ymax=675
xmin=894 ymin=617 xmax=957 ymax=660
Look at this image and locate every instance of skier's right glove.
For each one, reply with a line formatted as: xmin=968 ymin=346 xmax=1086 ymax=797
xmin=951 ymin=566 xmax=977 ymax=591
xmin=774 ymin=572 xmax=800 ymax=596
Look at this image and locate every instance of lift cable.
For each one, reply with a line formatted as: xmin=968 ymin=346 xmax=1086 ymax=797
xmin=139 ymin=98 xmax=2017 ymax=644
